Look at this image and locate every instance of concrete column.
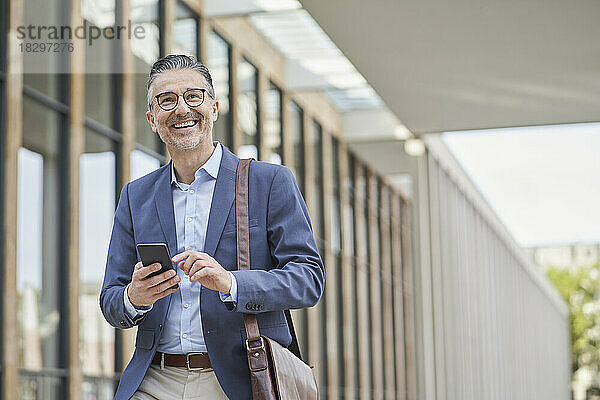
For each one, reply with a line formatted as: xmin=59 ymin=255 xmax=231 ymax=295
xmin=353 ymin=163 xmax=371 ymax=399
xmin=2 ymin=0 xmax=24 ymax=397
xmin=338 ymin=143 xmax=356 ymax=399
xmin=229 ymin=44 xmax=241 ymax=154
xmin=322 ymin=131 xmax=339 ymax=399
xmin=380 ymin=185 xmax=396 ymax=399
xmin=119 ymin=0 xmax=137 ymax=371
xmin=402 ymin=200 xmax=417 ymax=400
xmin=367 ymin=169 xmax=384 ymax=399
xmin=391 ymin=193 xmax=407 ymax=398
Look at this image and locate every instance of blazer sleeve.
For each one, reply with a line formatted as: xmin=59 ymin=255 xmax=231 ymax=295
xmin=99 ymin=183 xmax=145 ymax=329
xmin=231 ymin=166 xmax=325 ymax=313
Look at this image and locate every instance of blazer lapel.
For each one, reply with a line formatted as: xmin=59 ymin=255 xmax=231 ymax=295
xmin=154 ymin=162 xmax=178 ymax=259
xmin=204 ymin=147 xmax=238 ymax=257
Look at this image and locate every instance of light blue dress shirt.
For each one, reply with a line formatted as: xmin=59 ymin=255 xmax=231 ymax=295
xmin=123 ymin=142 xmax=237 ymax=354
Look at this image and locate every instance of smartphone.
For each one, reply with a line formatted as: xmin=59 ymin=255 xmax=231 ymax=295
xmin=136 ymin=243 xmax=179 ymax=290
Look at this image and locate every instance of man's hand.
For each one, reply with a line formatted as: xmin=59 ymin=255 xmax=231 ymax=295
xmin=172 ymin=251 xmax=232 ymax=294
xmin=127 ymin=262 xmax=181 ymax=308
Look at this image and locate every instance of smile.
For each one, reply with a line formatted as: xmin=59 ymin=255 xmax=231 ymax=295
xmin=172 ymin=120 xmax=199 ymax=129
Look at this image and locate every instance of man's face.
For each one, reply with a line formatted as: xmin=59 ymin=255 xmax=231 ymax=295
xmin=146 ymin=68 xmax=219 ymax=152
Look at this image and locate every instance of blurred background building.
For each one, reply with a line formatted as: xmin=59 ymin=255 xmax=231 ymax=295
xmin=0 ymin=0 xmax=577 ymax=399
xmin=528 ymin=243 xmax=600 ymax=272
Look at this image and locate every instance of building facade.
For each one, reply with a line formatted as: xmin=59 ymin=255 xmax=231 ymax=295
xmin=1 ymin=0 xmax=570 ymax=399
xmin=1 ymin=1 xmax=414 ymax=399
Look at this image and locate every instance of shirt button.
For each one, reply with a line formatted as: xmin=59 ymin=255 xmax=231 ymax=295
xmin=182 ymin=333 xmax=188 ymax=339
xmin=189 ymin=189 xmax=195 ymax=194
xmin=184 ymin=303 xmax=189 ymax=309
xmin=187 ymin=217 xmax=193 ymax=222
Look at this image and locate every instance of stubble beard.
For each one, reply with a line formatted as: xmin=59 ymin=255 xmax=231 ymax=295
xmin=160 ymin=118 xmax=212 ymax=151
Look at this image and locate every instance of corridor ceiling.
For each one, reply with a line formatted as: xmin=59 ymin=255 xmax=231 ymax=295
xmin=299 ymin=0 xmax=600 ymax=135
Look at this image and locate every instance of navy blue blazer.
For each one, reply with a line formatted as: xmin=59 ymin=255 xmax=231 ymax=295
xmin=100 ymin=146 xmax=324 ymax=400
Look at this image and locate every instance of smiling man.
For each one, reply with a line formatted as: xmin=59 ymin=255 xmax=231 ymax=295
xmin=99 ymin=54 xmax=324 ymax=400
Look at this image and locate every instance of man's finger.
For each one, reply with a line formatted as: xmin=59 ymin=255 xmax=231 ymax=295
xmin=171 ymin=250 xmax=191 ymax=263
xmin=134 ymin=261 xmax=144 ymax=271
xmin=135 ymin=263 xmax=162 ymax=280
xmin=145 ymin=269 xmax=177 ymax=288
xmin=154 ymin=283 xmax=180 ymax=302
xmin=181 ymin=254 xmax=199 ymax=274
xmin=188 ymin=260 xmax=207 ymax=277
xmin=154 ymin=275 xmax=181 ymax=294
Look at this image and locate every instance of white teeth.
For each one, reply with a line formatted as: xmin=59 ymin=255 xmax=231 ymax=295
xmin=174 ymin=120 xmax=196 ymax=128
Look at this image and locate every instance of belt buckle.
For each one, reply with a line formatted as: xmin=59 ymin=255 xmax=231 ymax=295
xmin=186 ymin=352 xmax=206 ymax=371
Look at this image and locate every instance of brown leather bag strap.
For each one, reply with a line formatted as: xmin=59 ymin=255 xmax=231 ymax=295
xmin=235 ymin=158 xmax=252 ymax=272
xmin=236 ymin=159 xmax=305 ymax=363
xmin=235 ymin=159 xmax=262 ymax=344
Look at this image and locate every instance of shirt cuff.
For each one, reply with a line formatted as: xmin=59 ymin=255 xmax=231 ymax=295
xmin=123 ymin=283 xmax=153 ymax=319
xmin=219 ymin=272 xmax=238 ymax=306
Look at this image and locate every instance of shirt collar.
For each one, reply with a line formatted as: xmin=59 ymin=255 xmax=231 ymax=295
xmin=170 ymin=142 xmax=222 ymax=185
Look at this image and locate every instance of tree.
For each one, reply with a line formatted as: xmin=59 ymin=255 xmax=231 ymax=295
xmin=547 ymin=262 xmax=600 ymax=393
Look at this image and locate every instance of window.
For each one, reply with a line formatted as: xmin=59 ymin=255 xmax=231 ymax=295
xmin=348 ymin=153 xmax=360 ymax=393
xmin=130 ymin=149 xmax=161 ymax=181
xmin=237 ymin=58 xmax=258 ymax=159
xmin=288 ymin=101 xmax=304 ymax=194
xmin=263 ymin=82 xmax=282 ymax=164
xmin=83 ymin=0 xmax=117 ymax=128
xmin=173 ymin=2 xmax=199 ymax=57
xmin=311 ymin=120 xmax=324 ymax=245
xmin=18 ymin=97 xmax=67 ymax=398
xmin=131 ymin=0 xmax=163 ymax=155
xmin=207 ymin=31 xmax=232 ymax=148
xmin=22 ymin=0 xmax=68 ymax=101
xmin=79 ymin=129 xmax=118 ymax=399
xmin=331 ymin=137 xmax=345 ymax=389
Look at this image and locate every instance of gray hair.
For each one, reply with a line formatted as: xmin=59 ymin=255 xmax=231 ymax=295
xmin=147 ymin=54 xmax=215 ymax=111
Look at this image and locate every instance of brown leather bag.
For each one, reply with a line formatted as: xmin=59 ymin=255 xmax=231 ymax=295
xmin=235 ymin=159 xmax=319 ymax=400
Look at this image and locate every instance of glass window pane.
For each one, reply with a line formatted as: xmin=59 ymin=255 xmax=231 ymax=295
xmin=288 ymin=101 xmax=304 ymax=193
xmin=237 ymin=58 xmax=257 ymax=159
xmin=18 ymin=98 xmax=64 ymax=390
xmin=173 ymin=2 xmax=198 ymax=56
xmin=331 ymin=138 xmax=341 ymax=253
xmin=131 ymin=0 xmax=160 ymax=65
xmin=84 ymin=0 xmax=117 ymax=126
xmin=79 ymin=129 xmax=117 ymax=378
xmin=263 ymin=82 xmax=282 ymax=164
xmin=132 ymin=0 xmax=163 ymax=154
xmin=207 ymin=31 xmax=231 ymax=148
xmin=312 ymin=120 xmax=323 ymax=245
xmin=22 ymin=0 xmax=67 ymax=100
xmin=344 ymin=152 xmax=355 ymax=256
xmin=81 ymin=0 xmax=116 ymax=27
xmin=85 ymin=71 xmax=114 ymax=126
xmin=130 ymin=149 xmax=161 ymax=181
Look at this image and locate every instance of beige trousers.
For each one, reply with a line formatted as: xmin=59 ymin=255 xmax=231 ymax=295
xmin=130 ymin=364 xmax=229 ymax=400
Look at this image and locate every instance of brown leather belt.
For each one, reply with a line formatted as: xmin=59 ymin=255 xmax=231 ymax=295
xmin=151 ymin=352 xmax=212 ymax=370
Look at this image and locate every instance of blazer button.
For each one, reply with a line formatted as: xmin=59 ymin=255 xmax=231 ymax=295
xmin=120 ymin=321 xmax=127 ymax=327
xmin=246 ymin=302 xmax=253 ymax=310
xmin=258 ymin=305 xmax=264 ymax=311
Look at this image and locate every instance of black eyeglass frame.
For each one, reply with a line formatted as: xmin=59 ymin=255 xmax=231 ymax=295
xmin=154 ymin=88 xmax=214 ymax=111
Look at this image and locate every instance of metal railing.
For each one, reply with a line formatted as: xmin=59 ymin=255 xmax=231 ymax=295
xmin=18 ymin=369 xmax=119 ymax=400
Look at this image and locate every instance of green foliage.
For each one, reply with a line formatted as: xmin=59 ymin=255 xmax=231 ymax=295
xmin=547 ymin=263 xmax=600 ymax=375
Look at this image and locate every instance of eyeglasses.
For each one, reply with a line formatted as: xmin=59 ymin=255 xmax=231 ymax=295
xmin=154 ymin=88 xmax=211 ymax=111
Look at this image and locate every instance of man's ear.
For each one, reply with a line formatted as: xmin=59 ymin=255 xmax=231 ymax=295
xmin=212 ymin=100 xmax=219 ymax=122
xmin=146 ymin=110 xmax=158 ymax=133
